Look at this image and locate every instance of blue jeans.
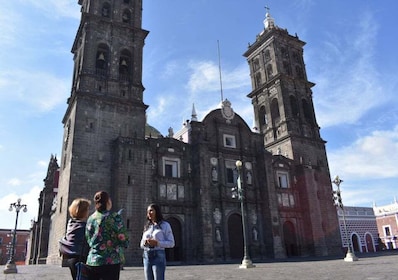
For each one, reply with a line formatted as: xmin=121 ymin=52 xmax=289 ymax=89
xmin=143 ymin=250 xmax=166 ymax=280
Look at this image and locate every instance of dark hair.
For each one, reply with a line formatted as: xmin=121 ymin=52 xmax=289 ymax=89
xmin=94 ymin=191 xmax=109 ymax=212
xmin=144 ymin=203 xmax=164 ymax=230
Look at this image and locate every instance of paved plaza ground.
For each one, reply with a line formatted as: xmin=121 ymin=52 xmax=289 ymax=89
xmin=2 ymin=251 xmax=397 ymax=280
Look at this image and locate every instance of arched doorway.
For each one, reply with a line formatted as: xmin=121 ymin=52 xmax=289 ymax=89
xmin=166 ymin=217 xmax=182 ymax=262
xmin=365 ymin=233 xmax=375 ymax=252
xmin=228 ymin=213 xmax=243 ymax=259
xmin=283 ymin=221 xmax=299 ymax=257
xmin=352 ymin=233 xmax=361 ymax=252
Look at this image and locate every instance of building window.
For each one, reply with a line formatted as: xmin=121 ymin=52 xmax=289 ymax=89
xmin=383 ymin=226 xmax=391 ymax=236
xmin=64 ymin=120 xmax=71 ymax=150
xmin=163 ymin=157 xmax=180 ymax=178
xmin=258 ymin=105 xmax=267 ymax=129
xmin=223 ymin=134 xmax=236 ymax=148
xmin=119 ymin=50 xmax=131 ymax=81
xmin=225 ymin=161 xmax=238 ymax=185
xmin=264 ymin=49 xmax=271 ymax=61
xmin=253 ymin=58 xmax=260 ymax=71
xmin=283 ymin=61 xmax=292 ymax=76
xmin=122 ymin=10 xmax=131 ymax=23
xmin=96 ymin=44 xmax=109 ymax=76
xmin=255 ymin=72 xmax=262 ymax=87
xmin=277 ymin=171 xmax=289 ymax=188
xmin=266 ymin=64 xmax=273 ymax=80
xmin=295 ymin=65 xmax=304 ymax=79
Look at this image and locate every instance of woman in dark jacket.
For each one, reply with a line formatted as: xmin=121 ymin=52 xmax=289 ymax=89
xmin=59 ymin=198 xmax=91 ymax=280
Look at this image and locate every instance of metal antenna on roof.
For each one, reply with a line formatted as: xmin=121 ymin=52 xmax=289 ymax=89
xmin=217 ymin=40 xmax=224 ymax=103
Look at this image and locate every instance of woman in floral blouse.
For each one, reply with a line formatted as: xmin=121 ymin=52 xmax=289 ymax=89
xmin=86 ymin=191 xmax=129 ymax=280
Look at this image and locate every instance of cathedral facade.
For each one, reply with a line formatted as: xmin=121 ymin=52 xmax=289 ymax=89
xmin=30 ymin=1 xmax=342 ymax=265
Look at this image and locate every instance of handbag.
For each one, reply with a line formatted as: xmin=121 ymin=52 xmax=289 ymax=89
xmin=75 ymin=262 xmax=90 ymax=280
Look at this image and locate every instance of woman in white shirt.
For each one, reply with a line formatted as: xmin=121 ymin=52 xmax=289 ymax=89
xmin=140 ymin=203 xmax=175 ymax=280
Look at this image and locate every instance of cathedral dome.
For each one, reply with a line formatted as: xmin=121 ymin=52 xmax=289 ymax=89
xmin=145 ymin=123 xmax=163 ymax=138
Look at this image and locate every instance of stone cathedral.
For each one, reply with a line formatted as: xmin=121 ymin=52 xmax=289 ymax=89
xmin=28 ymin=1 xmax=342 ymax=265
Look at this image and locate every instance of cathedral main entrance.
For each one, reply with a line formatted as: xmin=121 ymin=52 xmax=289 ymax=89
xmin=166 ymin=217 xmax=182 ymax=262
xmin=283 ymin=221 xmax=299 ymax=257
xmin=228 ymin=213 xmax=244 ymax=260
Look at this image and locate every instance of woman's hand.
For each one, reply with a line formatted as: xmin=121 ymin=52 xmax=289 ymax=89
xmin=145 ymin=238 xmax=158 ymax=247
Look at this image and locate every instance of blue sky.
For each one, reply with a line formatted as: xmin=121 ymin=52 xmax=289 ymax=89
xmin=0 ymin=0 xmax=397 ymax=230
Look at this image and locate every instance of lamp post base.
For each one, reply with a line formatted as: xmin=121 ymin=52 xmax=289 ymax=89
xmin=344 ymin=252 xmax=358 ymax=262
xmin=3 ymin=261 xmax=17 ymax=274
xmin=239 ymin=258 xmax=256 ymax=269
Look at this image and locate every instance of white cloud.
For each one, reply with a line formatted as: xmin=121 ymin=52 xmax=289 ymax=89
xmin=187 ymin=61 xmax=220 ymax=93
xmin=146 ymin=59 xmax=251 ymax=134
xmin=329 ymin=125 xmax=398 ymax=180
xmin=7 ymin=178 xmax=22 ymax=187
xmin=187 ymin=61 xmax=250 ymax=94
xmin=0 ymin=186 xmax=41 ymax=229
xmin=0 ymin=70 xmax=69 ymax=113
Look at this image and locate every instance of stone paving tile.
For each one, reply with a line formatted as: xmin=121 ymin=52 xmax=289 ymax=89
xmin=1 ymin=252 xmax=397 ymax=280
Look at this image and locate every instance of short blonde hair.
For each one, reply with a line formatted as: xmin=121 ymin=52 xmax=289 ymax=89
xmin=68 ymin=198 xmax=91 ymax=219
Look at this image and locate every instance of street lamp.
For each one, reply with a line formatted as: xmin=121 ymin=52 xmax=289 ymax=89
xmin=332 ymin=176 xmax=358 ymax=262
xmin=235 ymin=160 xmax=255 ymax=269
xmin=3 ymin=198 xmax=27 ymax=274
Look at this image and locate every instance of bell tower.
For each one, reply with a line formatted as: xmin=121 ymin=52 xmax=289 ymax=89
xmin=245 ymin=10 xmax=325 ymax=168
xmin=244 ymin=9 xmax=341 ymax=256
xmin=47 ymin=0 xmax=149 ymax=263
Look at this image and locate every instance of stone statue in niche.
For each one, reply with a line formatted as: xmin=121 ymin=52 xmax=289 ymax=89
xmin=211 ymin=167 xmax=218 ymax=182
xmin=216 ymin=228 xmax=222 ymax=242
xmin=246 ymin=171 xmax=252 ymax=185
xmin=252 ymin=227 xmax=258 ymax=241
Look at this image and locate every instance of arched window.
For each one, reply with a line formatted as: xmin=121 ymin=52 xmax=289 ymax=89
xmin=122 ymin=9 xmax=131 ymax=23
xmin=119 ymin=49 xmax=131 ymax=81
xmin=96 ymin=44 xmax=109 ymax=76
xmin=295 ymin=65 xmax=304 ymax=79
xmin=283 ymin=61 xmax=292 ymax=76
xmin=253 ymin=58 xmax=260 ymax=71
xmin=255 ymin=72 xmax=262 ymax=87
xmin=259 ymin=106 xmax=267 ymax=130
xmin=270 ymin=98 xmax=280 ymax=125
xmin=302 ymin=99 xmax=314 ymax=124
xmin=289 ymin=95 xmax=299 ymax=117
xmin=264 ymin=49 xmax=271 ymax=61
xmin=102 ymin=2 xmax=111 ymax=17
xmin=266 ymin=64 xmax=273 ymax=80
